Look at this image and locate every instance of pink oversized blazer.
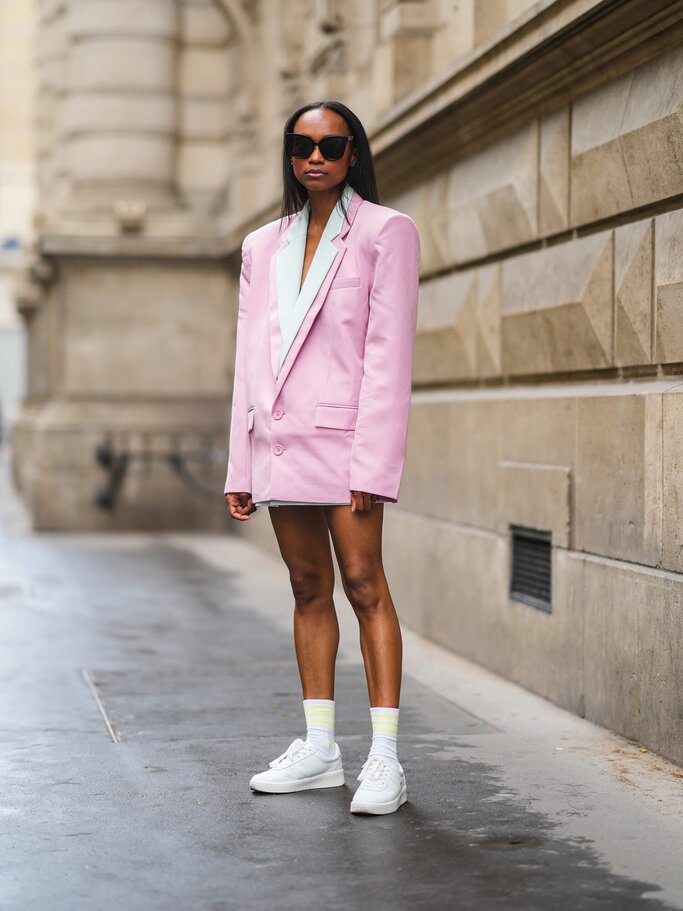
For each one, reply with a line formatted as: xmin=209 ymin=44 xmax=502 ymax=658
xmin=224 ymin=187 xmax=420 ymax=505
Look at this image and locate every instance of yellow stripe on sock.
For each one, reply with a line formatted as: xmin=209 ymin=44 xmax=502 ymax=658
xmin=370 ymin=708 xmax=399 ymax=737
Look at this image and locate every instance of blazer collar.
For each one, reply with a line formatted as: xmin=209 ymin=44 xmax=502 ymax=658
xmin=268 ymin=185 xmax=363 ymax=391
xmin=283 ymin=182 xmax=361 ymax=244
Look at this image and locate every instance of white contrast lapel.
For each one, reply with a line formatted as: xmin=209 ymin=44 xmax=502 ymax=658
xmin=276 ymin=184 xmax=353 ymax=374
xmin=268 ymin=206 xmax=306 ymax=380
xmin=275 ymin=213 xmax=308 ymax=353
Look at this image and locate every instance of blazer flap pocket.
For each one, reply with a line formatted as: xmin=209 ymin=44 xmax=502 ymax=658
xmin=315 ymin=403 xmax=358 ymax=430
xmin=247 ymin=407 xmax=255 ymax=431
xmin=330 ymin=275 xmax=361 ymax=290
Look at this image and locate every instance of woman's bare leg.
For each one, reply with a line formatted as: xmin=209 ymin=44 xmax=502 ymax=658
xmin=268 ymin=505 xmax=339 ymax=699
xmin=324 ymin=503 xmax=402 ymax=707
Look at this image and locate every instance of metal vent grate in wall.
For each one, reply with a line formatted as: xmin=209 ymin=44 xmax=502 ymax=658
xmin=510 ymin=525 xmax=552 ymax=613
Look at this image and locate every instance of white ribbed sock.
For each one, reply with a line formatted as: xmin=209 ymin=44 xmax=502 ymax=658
xmin=303 ymin=698 xmax=336 ymax=758
xmin=368 ymin=706 xmax=401 ymax=769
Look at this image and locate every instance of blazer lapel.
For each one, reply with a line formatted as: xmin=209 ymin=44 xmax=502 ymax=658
xmin=268 ymin=211 xmax=304 ymax=380
xmin=278 ymin=234 xmax=338 ymax=373
xmin=273 ymin=187 xmax=363 ymax=396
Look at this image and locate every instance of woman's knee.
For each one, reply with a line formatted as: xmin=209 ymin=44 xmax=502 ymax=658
xmin=289 ymin=565 xmax=334 ymax=610
xmin=342 ymin=564 xmax=385 ymax=615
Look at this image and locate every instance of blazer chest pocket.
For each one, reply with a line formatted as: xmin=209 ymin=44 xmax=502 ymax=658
xmin=330 ymin=275 xmax=361 ymax=290
xmin=314 ymin=403 xmax=358 ymax=430
xmin=247 ymin=407 xmax=255 ymax=431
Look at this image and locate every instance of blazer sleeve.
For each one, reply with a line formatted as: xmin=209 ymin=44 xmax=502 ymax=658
xmin=348 ymin=212 xmax=420 ymax=502
xmin=224 ymin=235 xmax=253 ymax=495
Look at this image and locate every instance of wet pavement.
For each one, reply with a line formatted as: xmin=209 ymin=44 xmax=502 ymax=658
xmin=1 ymin=460 xmax=682 ymax=910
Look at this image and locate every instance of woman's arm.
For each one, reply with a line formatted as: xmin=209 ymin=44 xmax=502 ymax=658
xmin=224 ymin=235 xmax=256 ymax=515
xmin=349 ymin=212 xmax=420 ymax=503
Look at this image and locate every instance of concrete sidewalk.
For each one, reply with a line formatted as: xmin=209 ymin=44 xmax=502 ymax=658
xmin=1 ymin=472 xmax=682 ymax=909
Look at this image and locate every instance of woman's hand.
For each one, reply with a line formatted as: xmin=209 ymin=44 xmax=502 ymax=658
xmin=225 ymin=491 xmax=256 ymax=520
xmin=350 ymin=490 xmax=378 ymax=512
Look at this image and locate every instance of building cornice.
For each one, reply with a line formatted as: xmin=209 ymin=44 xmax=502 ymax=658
xmin=373 ymin=0 xmax=683 ymax=195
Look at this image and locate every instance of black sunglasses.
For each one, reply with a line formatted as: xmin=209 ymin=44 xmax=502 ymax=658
xmin=286 ymin=133 xmax=354 ymax=162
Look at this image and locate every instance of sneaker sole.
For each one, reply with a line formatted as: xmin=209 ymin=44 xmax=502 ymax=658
xmin=349 ymin=784 xmax=408 ymax=815
xmin=250 ymin=768 xmax=345 ymax=794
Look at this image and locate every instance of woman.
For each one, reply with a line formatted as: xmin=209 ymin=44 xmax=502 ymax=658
xmin=224 ymin=100 xmax=420 ymax=816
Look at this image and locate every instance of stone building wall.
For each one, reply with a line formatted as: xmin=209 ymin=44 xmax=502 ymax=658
xmin=12 ymin=0 xmax=683 ymax=762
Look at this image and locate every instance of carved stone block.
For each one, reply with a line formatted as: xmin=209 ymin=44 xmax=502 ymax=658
xmin=414 ymin=262 xmax=501 ymax=383
xmin=615 ymin=218 xmax=653 ymax=366
xmin=571 ymin=45 xmax=683 ymax=225
xmin=576 ymin=393 xmax=662 ymax=567
xmin=662 ymin=387 xmax=683 ymax=573
xmin=447 ymin=123 xmax=538 ymax=263
xmin=501 ymin=231 xmax=613 ymax=375
xmin=539 ymin=107 xmax=569 ymax=234
xmin=655 ymin=210 xmax=683 ymax=364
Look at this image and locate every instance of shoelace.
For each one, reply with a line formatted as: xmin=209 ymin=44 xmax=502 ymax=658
xmin=358 ymin=756 xmax=392 ymax=784
xmin=269 ymin=739 xmax=311 ymax=768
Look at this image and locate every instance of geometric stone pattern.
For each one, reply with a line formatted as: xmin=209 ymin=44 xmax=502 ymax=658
xmin=413 ymin=272 xmax=479 ymax=383
xmin=385 ymin=46 xmax=683 ymax=382
xmin=390 ymin=178 xmax=452 ymax=275
xmin=539 ymin=107 xmax=570 ymax=234
xmin=409 ymin=175 xmax=670 ymax=384
xmin=615 ymin=218 xmax=653 ymax=366
xmin=570 ymin=44 xmax=683 ymax=226
xmin=501 ymin=231 xmax=613 ymax=375
xmin=411 ymin=201 xmax=667 ymax=382
xmin=389 ymin=123 xmax=539 ymax=271
xmin=655 ymin=209 xmax=683 ymax=364
xmin=446 ymin=123 xmax=538 ymax=264
xmin=413 ymin=266 xmax=501 ymax=383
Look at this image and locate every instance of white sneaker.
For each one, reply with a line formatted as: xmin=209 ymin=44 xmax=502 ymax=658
xmin=349 ymin=756 xmax=408 ymax=815
xmin=249 ymin=738 xmax=345 ymax=794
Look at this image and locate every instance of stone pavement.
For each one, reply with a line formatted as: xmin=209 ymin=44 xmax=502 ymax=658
xmin=1 ymin=459 xmax=682 ymax=910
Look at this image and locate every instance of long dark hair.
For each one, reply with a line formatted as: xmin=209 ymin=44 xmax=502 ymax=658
xmin=280 ymin=100 xmax=379 ymax=224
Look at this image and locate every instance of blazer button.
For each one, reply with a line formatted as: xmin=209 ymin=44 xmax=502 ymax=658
xmin=273 ymin=444 xmax=284 ymax=455
xmin=273 ymin=408 xmax=284 ymax=420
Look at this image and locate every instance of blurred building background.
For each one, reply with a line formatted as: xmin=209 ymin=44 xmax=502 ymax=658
xmin=0 ymin=0 xmax=33 ymax=441
xmin=4 ymin=1 xmax=683 ymax=764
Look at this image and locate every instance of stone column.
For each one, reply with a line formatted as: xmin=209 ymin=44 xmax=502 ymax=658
xmin=13 ymin=0 xmax=237 ymax=531
xmin=62 ymin=0 xmax=179 ymax=211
